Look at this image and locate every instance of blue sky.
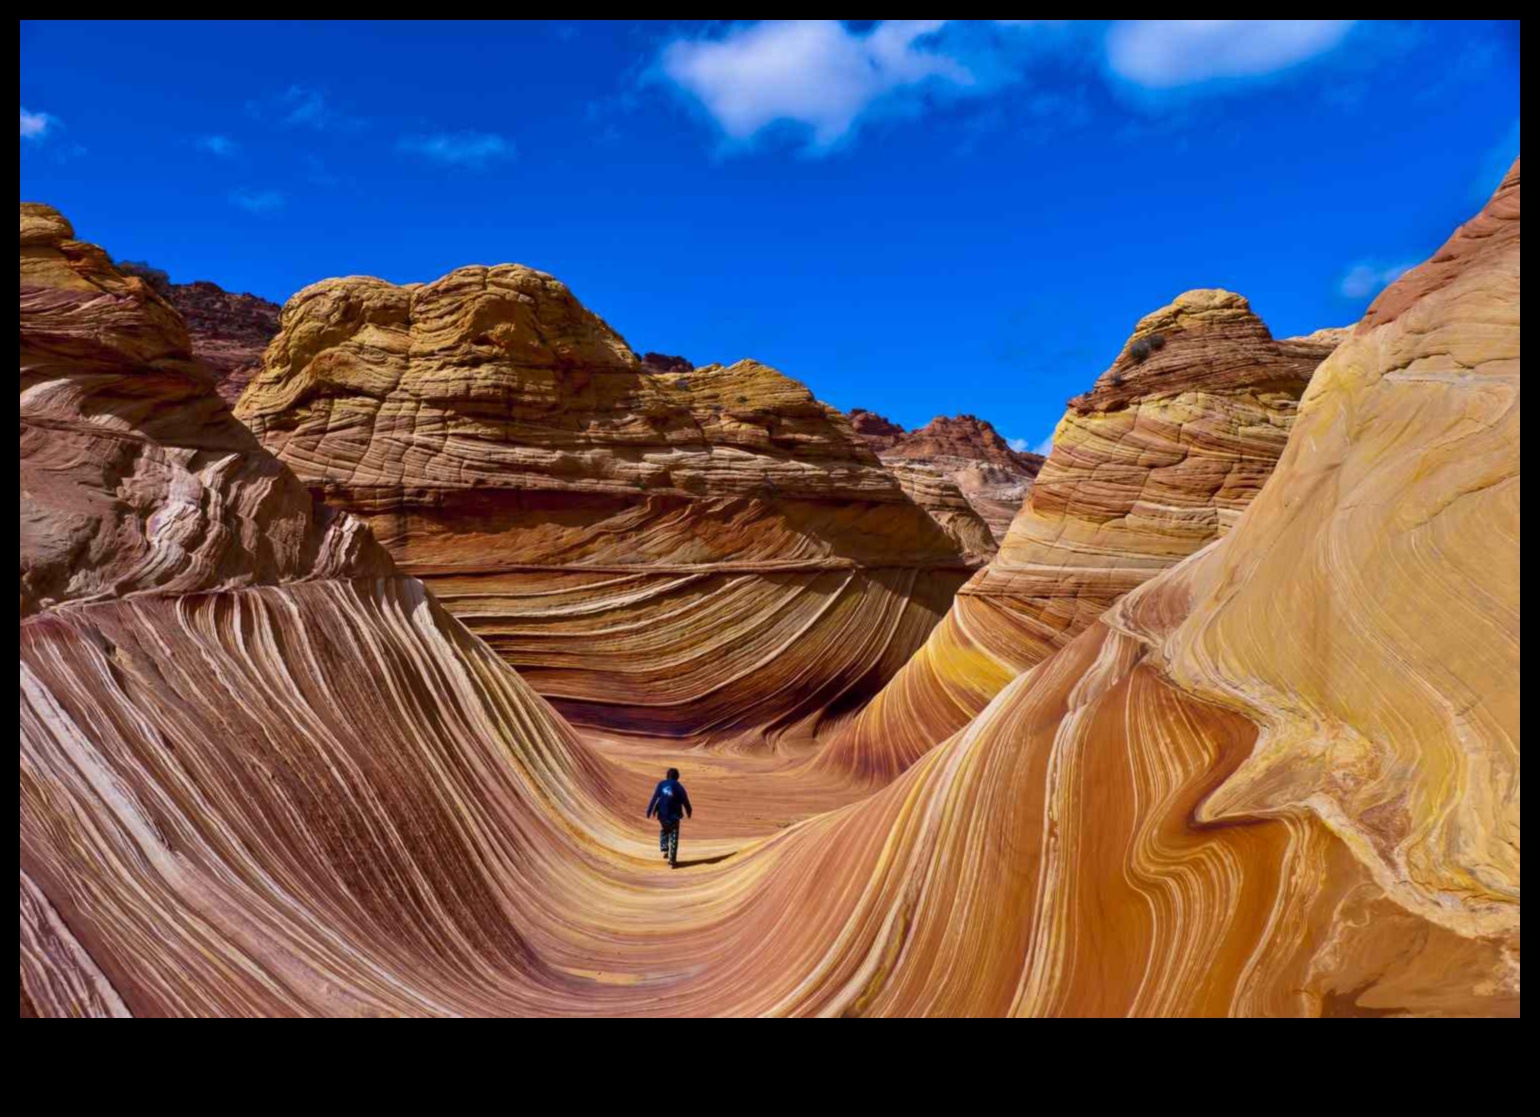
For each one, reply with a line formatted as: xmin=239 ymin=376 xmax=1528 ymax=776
xmin=20 ymin=20 xmax=1520 ymax=452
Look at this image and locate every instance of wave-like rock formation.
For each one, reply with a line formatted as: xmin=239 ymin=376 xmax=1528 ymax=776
xmin=817 ymin=289 xmax=1344 ymax=784
xmin=18 ymin=164 xmax=1520 ymax=1017
xmin=851 ymin=410 xmax=1046 ymax=544
xmin=19 ymin=204 xmax=623 ymax=1016
xmin=235 ymin=268 xmax=973 ymax=748
xmin=19 ymin=205 xmax=388 ymax=616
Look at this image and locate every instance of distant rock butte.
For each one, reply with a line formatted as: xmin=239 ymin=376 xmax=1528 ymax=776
xmin=236 ymin=264 xmax=976 ymax=747
xmin=848 ymin=407 xmax=905 ymax=450
xmin=164 ymin=280 xmax=282 ymax=404
xmin=817 ymin=288 xmax=1341 ymax=784
xmin=851 ymin=410 xmax=1045 ymax=545
xmin=640 ymin=351 xmax=693 ymax=373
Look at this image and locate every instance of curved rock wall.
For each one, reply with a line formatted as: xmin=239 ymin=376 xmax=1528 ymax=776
xmin=237 ymin=267 xmax=974 ymax=748
xmin=816 ymin=289 xmax=1341 ymax=783
xmin=19 ymin=163 xmax=1519 ymax=1017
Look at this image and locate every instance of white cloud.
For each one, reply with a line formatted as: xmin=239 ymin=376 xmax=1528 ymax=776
xmin=229 ymin=188 xmax=286 ymax=214
xmin=1339 ymin=260 xmax=1416 ymax=300
xmin=397 ymin=131 xmax=514 ymax=168
xmin=1033 ymin=434 xmax=1055 ymax=457
xmin=1007 ymin=437 xmax=1030 ymax=453
xmin=1106 ymin=20 xmax=1355 ymax=89
xmin=660 ymin=20 xmax=972 ymax=147
xmin=20 ymin=106 xmax=56 ymax=140
xmin=198 ymin=135 xmax=238 ymax=157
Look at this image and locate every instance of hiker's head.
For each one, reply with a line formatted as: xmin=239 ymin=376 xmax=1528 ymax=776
xmin=666 ymin=768 xmax=680 ymax=781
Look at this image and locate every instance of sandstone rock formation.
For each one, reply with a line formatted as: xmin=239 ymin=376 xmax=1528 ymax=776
xmin=17 ymin=164 xmax=1520 ymax=1017
xmin=235 ymin=266 xmax=974 ymax=748
xmin=802 ymin=159 xmax=1517 ymax=1016
xmin=20 ymin=205 xmax=622 ymax=1017
xmin=884 ymin=462 xmax=997 ymax=563
xmin=19 ymin=204 xmax=388 ymax=617
xmin=817 ymin=289 xmax=1341 ymax=784
xmin=851 ymin=410 xmax=1046 ymax=543
xmin=847 ymin=407 xmax=905 ymax=449
xmin=165 ymin=280 xmax=282 ymax=404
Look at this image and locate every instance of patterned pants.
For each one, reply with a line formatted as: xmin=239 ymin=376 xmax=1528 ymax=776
xmin=658 ymin=821 xmax=679 ymax=851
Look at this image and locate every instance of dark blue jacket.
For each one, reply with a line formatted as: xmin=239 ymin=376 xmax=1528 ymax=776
xmin=646 ymin=779 xmax=693 ymax=825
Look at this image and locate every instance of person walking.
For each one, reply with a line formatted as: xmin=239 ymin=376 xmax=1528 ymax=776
xmin=646 ymin=768 xmax=693 ymax=867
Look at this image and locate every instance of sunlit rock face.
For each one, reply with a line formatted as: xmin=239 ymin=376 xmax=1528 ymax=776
xmin=19 ymin=208 xmax=620 ymax=1018
xmin=236 ymin=266 xmax=974 ymax=749
xmin=17 ymin=165 xmax=1519 ymax=1018
xmin=816 ymin=289 xmax=1343 ymax=784
xmin=799 ymin=159 xmax=1517 ymax=1017
xmin=19 ymin=204 xmax=390 ymax=617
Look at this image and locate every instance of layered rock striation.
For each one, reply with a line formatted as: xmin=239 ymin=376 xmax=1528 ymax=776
xmin=852 ymin=410 xmax=1045 ymax=544
xmin=817 ymin=289 xmax=1342 ymax=783
xmin=18 ymin=164 xmax=1519 ymax=1017
xmin=20 ymin=205 xmax=622 ymax=1017
xmin=236 ymin=266 xmax=975 ymax=747
xmin=19 ymin=204 xmax=387 ymax=616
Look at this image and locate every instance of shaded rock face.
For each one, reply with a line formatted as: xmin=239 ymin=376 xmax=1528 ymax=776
xmin=883 ymin=463 xmax=997 ymax=563
xmin=817 ymin=288 xmax=1340 ymax=785
xmin=851 ymin=410 xmax=1046 ymax=544
xmin=164 ymin=280 xmax=282 ymax=404
xmin=847 ymin=407 xmax=905 ymax=449
xmin=18 ymin=204 xmax=389 ymax=617
xmin=237 ymin=265 xmax=973 ymax=748
xmin=640 ymin=351 xmax=692 ymax=373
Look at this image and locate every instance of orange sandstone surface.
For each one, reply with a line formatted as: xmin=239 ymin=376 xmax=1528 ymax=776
xmin=235 ymin=269 xmax=975 ymax=750
xmin=17 ymin=163 xmax=1520 ymax=1016
xmin=816 ymin=287 xmax=1343 ymax=784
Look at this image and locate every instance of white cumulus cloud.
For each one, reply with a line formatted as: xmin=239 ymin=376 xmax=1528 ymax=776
xmin=1033 ymin=434 xmax=1056 ymax=457
xmin=1106 ymin=20 xmax=1355 ymax=89
xmin=397 ymin=131 xmax=514 ymax=168
xmin=660 ymin=20 xmax=972 ymax=147
xmin=1007 ymin=437 xmax=1030 ymax=453
xmin=1339 ymin=260 xmax=1416 ymax=300
xmin=20 ymin=106 xmax=56 ymax=140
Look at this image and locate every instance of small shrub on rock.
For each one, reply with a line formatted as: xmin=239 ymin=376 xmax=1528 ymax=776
xmin=116 ymin=259 xmax=171 ymax=293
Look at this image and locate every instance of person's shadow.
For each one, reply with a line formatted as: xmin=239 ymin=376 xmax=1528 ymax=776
xmin=671 ymin=852 xmax=734 ymax=869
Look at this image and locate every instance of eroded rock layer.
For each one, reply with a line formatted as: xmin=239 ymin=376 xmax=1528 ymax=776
xmin=19 ymin=204 xmax=388 ymax=617
xmin=19 ymin=205 xmax=622 ymax=1017
xmin=852 ymin=410 xmax=1046 ymax=543
xmin=817 ymin=289 xmax=1342 ymax=783
xmin=236 ymin=267 xmax=973 ymax=747
xmin=18 ymin=165 xmax=1520 ymax=1017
